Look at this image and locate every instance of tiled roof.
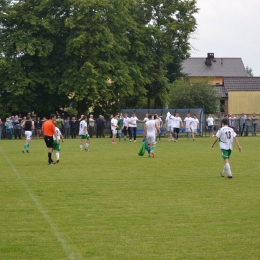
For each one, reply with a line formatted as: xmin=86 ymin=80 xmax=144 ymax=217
xmin=215 ymin=77 xmax=260 ymax=97
xmin=224 ymin=77 xmax=260 ymax=87
xmin=182 ymin=58 xmax=248 ymax=77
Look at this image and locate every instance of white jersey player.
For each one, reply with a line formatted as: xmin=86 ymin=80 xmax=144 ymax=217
xmin=212 ymin=118 xmax=242 ymax=178
xmin=143 ymin=114 xmax=160 ymax=158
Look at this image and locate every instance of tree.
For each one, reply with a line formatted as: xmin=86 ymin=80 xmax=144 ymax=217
xmin=0 ymin=0 xmax=72 ymax=117
xmin=137 ymin=0 xmax=198 ymax=108
xmin=168 ymin=78 xmax=219 ymax=114
xmin=246 ymin=66 xmax=254 ymax=77
xmin=0 ymin=0 xmax=199 ymax=117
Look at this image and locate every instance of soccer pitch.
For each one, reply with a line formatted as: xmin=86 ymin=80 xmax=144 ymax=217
xmin=1 ymin=136 xmax=260 ymax=260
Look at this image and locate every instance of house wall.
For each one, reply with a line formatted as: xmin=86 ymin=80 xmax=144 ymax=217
xmin=228 ymin=91 xmax=260 ymax=114
xmin=189 ymin=77 xmax=223 ymax=85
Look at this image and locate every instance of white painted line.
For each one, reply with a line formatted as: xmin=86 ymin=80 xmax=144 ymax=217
xmin=0 ymin=146 xmax=75 ymax=260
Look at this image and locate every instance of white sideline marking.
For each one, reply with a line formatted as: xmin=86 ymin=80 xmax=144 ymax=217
xmin=0 ymin=147 xmax=75 ymax=260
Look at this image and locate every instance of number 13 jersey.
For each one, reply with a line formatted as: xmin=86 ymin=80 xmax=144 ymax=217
xmin=216 ymin=126 xmax=237 ymax=150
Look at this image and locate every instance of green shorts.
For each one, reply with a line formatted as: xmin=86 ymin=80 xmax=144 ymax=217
xmin=79 ymin=134 xmax=90 ymax=140
xmin=221 ymin=149 xmax=232 ymax=159
xmin=53 ymin=140 xmax=61 ymax=151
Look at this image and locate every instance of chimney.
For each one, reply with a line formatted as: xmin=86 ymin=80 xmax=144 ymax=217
xmin=205 ymin=53 xmax=214 ymax=66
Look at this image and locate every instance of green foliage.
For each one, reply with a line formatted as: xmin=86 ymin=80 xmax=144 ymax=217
xmin=246 ymin=66 xmax=254 ymax=77
xmin=0 ymin=0 xmax=198 ymax=116
xmin=169 ymin=78 xmax=220 ymax=113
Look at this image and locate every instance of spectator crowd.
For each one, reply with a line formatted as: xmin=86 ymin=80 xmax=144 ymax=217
xmin=0 ymin=114 xmax=111 ymax=140
xmin=0 ymin=111 xmax=258 ymax=140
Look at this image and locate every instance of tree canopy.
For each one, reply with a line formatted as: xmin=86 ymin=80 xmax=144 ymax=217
xmin=168 ymin=78 xmax=220 ymax=114
xmin=0 ymin=0 xmax=198 ymax=117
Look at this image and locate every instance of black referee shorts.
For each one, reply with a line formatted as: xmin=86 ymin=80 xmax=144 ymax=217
xmin=44 ymin=136 xmax=54 ymax=148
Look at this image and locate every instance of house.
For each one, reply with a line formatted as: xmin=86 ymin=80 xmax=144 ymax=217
xmin=181 ymin=53 xmax=260 ymax=114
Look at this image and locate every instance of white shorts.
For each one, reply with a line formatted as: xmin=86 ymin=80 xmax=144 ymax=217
xmin=191 ymin=127 xmax=197 ymax=133
xmin=111 ymin=127 xmax=117 ymax=134
xmin=186 ymin=128 xmax=192 ymax=133
xmin=167 ymin=125 xmax=174 ymax=132
xmin=25 ymin=131 xmax=32 ymax=140
xmin=146 ymin=133 xmax=156 ymax=145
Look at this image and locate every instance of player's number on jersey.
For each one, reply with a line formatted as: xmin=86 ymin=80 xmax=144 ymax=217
xmin=225 ymin=131 xmax=231 ymax=139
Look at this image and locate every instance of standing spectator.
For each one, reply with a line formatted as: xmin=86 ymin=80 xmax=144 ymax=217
xmin=109 ymin=115 xmax=113 ymax=138
xmin=21 ymin=116 xmax=27 ymax=137
xmin=229 ymin=114 xmax=236 ymax=132
xmin=42 ymin=114 xmax=57 ymax=165
xmin=32 ymin=117 xmax=37 ymax=137
xmin=212 ymin=114 xmax=219 ymax=132
xmin=8 ymin=116 xmax=14 ymax=139
xmin=0 ymin=118 xmax=3 ymax=139
xmin=88 ymin=114 xmax=95 ymax=138
xmin=251 ymin=112 xmax=258 ymax=136
xmin=239 ymin=113 xmax=246 ymax=136
xmin=13 ymin=115 xmax=22 ymax=139
xmin=245 ymin=115 xmax=251 ymax=136
xmin=70 ymin=117 xmax=77 ymax=138
xmin=56 ymin=116 xmax=63 ymax=134
xmin=102 ymin=116 xmax=106 ymax=137
xmin=5 ymin=118 xmax=9 ymax=139
xmin=35 ymin=117 xmax=42 ymax=139
xmin=206 ymin=114 xmax=214 ymax=138
xmin=64 ymin=117 xmax=70 ymax=138
xmin=61 ymin=113 xmax=66 ymax=134
xmin=96 ymin=115 xmax=105 ymax=138
xmin=41 ymin=117 xmax=47 ymax=136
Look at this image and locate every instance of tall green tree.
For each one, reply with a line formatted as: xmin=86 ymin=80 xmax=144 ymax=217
xmin=62 ymin=0 xmax=149 ymax=115
xmin=0 ymin=0 xmax=72 ymax=117
xmin=168 ymin=78 xmax=220 ymax=114
xmin=0 ymin=0 xmax=198 ymax=117
xmin=137 ymin=0 xmax=198 ymax=108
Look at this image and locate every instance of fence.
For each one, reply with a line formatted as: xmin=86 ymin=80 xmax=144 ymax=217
xmin=1 ymin=115 xmax=258 ymax=139
xmin=204 ymin=117 xmax=260 ymax=137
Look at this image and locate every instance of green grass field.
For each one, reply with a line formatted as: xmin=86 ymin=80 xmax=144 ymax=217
xmin=1 ymin=136 xmax=260 ymax=260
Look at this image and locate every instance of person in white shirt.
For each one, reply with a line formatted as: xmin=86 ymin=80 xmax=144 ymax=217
xmin=122 ymin=113 xmax=130 ymax=141
xmin=111 ymin=114 xmax=119 ymax=144
xmin=53 ymin=122 xmax=64 ymax=163
xmin=129 ymin=112 xmax=141 ymax=142
xmin=154 ymin=113 xmax=162 ymax=141
xmin=191 ymin=114 xmax=199 ymax=141
xmin=172 ymin=113 xmax=183 ymax=142
xmin=79 ymin=116 xmax=90 ymax=151
xmin=143 ymin=113 xmax=149 ymax=123
xmin=184 ymin=113 xmax=193 ymax=141
xmin=143 ymin=114 xmax=160 ymax=158
xmin=166 ymin=113 xmax=174 ymax=141
xmin=212 ymin=118 xmax=242 ymax=178
xmin=207 ymin=114 xmax=214 ymax=138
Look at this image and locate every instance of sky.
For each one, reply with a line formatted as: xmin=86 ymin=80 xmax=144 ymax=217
xmin=189 ymin=0 xmax=260 ymax=76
